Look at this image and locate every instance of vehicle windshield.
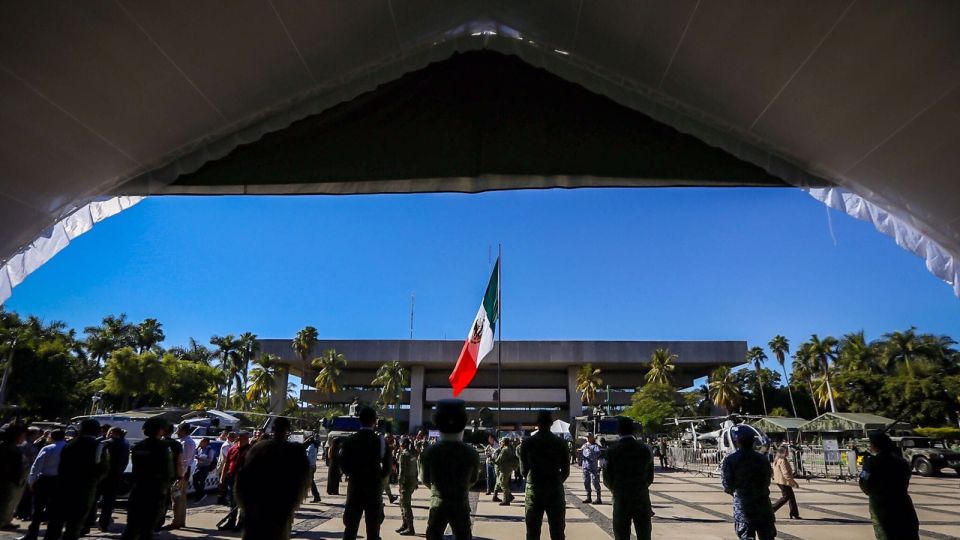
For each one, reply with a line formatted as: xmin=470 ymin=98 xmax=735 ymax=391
xmin=597 ymin=418 xmax=619 ymax=435
xmin=901 ymin=438 xmax=935 ymax=448
xmin=330 ymin=417 xmax=362 ymax=431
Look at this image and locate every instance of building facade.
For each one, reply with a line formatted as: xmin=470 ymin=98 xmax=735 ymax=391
xmin=259 ymin=339 xmax=745 ymax=431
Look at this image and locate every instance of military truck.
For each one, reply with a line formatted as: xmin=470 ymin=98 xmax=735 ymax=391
xmin=894 ymin=436 xmax=960 ymax=476
xmin=573 ymin=415 xmax=621 ymax=449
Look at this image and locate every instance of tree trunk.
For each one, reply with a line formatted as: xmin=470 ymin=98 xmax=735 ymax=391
xmin=757 ymin=381 xmax=768 ymax=416
xmin=806 ymin=378 xmax=820 ymax=416
xmin=824 ymin=371 xmax=837 ymax=413
xmin=782 ymin=365 xmax=798 ymax=418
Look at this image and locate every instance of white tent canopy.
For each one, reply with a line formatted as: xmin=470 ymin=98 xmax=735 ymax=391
xmin=2 ymin=2 xmax=960 ymax=303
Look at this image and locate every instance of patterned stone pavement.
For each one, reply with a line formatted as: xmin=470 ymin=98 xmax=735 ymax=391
xmin=4 ymin=464 xmax=958 ymax=539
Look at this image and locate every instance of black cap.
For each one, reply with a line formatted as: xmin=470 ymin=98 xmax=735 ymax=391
xmin=433 ymin=399 xmax=468 ymax=434
xmin=535 ymin=410 xmax=553 ymax=429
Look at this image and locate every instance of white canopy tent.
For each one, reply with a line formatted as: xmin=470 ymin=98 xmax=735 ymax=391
xmin=2 ymin=1 xmax=959 ymax=303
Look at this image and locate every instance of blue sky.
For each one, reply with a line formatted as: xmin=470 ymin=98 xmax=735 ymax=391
xmin=5 ymin=188 xmax=959 ymax=386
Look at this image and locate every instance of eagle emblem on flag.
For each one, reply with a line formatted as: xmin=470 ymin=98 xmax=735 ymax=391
xmin=470 ymin=316 xmax=484 ymax=343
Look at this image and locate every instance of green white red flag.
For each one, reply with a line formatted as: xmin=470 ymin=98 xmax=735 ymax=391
xmin=449 ymin=258 xmax=500 ymax=396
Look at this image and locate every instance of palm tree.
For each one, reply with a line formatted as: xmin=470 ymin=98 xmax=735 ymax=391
xmin=169 ymin=338 xmax=215 ymax=365
xmin=575 ymin=364 xmax=603 ymax=408
xmin=373 ymin=361 xmax=408 ymax=431
xmin=812 ymin=374 xmax=841 ymax=410
xmin=236 ymin=332 xmax=260 ymax=409
xmin=708 ymin=366 xmax=742 ymax=413
xmin=838 ymin=331 xmax=876 ymax=372
xmin=293 ymin=326 xmax=319 ymax=394
xmin=247 ymin=353 xmax=280 ymax=403
xmin=210 ymin=334 xmax=241 ymax=409
xmin=747 ymin=346 xmax=769 ymax=416
xmin=313 ymin=349 xmax=347 ymax=394
xmin=645 ymin=348 xmax=676 ymax=386
xmin=768 ymin=335 xmax=797 ymax=417
xmin=792 ymin=344 xmax=820 ymax=416
xmin=135 ymin=318 xmax=165 ymax=353
xmin=808 ymin=334 xmax=838 ymax=413
xmin=884 ymin=327 xmax=921 ymax=376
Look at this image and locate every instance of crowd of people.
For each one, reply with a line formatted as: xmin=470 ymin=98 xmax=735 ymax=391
xmin=0 ymin=406 xmax=923 ymax=540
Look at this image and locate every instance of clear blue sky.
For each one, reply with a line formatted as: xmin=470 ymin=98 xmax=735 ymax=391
xmin=5 ymin=188 xmax=959 ymax=386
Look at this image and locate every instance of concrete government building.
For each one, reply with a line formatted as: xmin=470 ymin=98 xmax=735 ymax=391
xmin=259 ymin=339 xmax=745 ymax=431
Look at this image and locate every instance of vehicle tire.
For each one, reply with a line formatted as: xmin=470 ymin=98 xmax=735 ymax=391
xmin=914 ymin=457 xmax=933 ymax=476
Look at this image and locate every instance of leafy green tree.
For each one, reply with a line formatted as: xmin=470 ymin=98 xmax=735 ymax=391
xmin=84 ymin=314 xmax=137 ymax=365
xmin=624 ymin=383 xmax=677 ymax=433
xmin=313 ymin=349 xmax=347 ymax=394
xmin=768 ymin=406 xmax=790 ymax=417
xmin=709 ymin=366 xmax=741 ymax=413
xmin=808 ymin=334 xmax=838 ymax=413
xmin=162 ymin=354 xmax=220 ymax=408
xmin=768 ymin=335 xmax=797 ymax=417
xmin=645 ymin=348 xmax=676 ymax=386
xmin=747 ymin=346 xmax=769 ymax=415
xmin=576 ymin=364 xmax=603 ymax=407
xmin=100 ymin=348 xmax=168 ymax=409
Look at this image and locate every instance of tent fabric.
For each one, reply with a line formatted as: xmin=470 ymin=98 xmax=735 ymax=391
xmin=807 ymin=187 xmax=960 ymax=298
xmin=1 ymin=3 xmax=960 ymax=303
xmin=0 ymin=196 xmax=142 ymax=305
xmin=168 ymin=51 xmax=784 ymax=192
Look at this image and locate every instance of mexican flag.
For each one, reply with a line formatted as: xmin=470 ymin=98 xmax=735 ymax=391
xmin=449 ymin=259 xmax=500 ymax=396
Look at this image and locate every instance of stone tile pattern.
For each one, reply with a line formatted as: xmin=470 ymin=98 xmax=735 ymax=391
xmin=3 ymin=464 xmax=958 ymax=539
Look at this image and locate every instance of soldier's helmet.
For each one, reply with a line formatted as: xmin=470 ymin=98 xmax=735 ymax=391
xmin=433 ymin=399 xmax=468 ymax=434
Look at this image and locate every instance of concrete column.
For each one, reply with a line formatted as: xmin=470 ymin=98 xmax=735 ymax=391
xmin=270 ymin=365 xmax=289 ymax=413
xmin=567 ymin=365 xmax=582 ymax=421
xmin=409 ymin=365 xmax=425 ymax=432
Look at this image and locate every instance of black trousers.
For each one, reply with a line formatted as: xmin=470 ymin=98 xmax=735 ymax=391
xmin=771 ymin=484 xmax=799 ymax=518
xmin=192 ymin=467 xmax=210 ymax=500
xmin=342 ymin=494 xmax=383 ymax=540
xmin=27 ymin=476 xmax=57 ymax=536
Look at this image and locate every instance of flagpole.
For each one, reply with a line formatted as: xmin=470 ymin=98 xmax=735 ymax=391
xmin=496 ymin=244 xmax=502 ymax=437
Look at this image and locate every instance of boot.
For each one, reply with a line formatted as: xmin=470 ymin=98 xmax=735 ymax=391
xmin=583 ymin=496 xmax=592 ymax=504
xmin=593 ymin=497 xmax=603 ymax=505
xmin=400 ymin=528 xmax=417 ymax=536
xmin=492 ymin=495 xmax=502 ymax=502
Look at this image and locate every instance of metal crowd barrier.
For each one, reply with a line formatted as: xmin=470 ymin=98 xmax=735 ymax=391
xmin=662 ymin=445 xmax=859 ymax=481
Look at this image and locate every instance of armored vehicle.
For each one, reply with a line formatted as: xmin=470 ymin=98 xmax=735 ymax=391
xmin=894 ymin=436 xmax=960 ymax=476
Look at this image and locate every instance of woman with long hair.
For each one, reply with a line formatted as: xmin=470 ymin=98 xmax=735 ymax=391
xmin=771 ymin=445 xmax=801 ymax=519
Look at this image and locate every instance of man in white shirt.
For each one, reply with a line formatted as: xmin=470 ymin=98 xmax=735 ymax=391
xmin=18 ymin=430 xmax=66 ymax=540
xmin=215 ymin=432 xmax=235 ymax=505
xmin=170 ymin=424 xmax=196 ymax=529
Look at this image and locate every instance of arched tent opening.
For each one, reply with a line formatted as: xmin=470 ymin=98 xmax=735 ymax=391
xmin=2 ymin=3 xmax=959 ymax=303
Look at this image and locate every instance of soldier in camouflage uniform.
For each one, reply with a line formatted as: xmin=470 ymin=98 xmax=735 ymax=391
xmin=395 ymin=437 xmax=418 ymax=536
xmin=519 ymin=411 xmax=570 ymax=540
xmin=419 ymin=399 xmax=480 ymax=540
xmin=858 ymin=432 xmax=919 ymax=540
xmin=494 ymin=437 xmax=518 ymax=505
xmin=720 ymin=426 xmax=776 ymax=540
xmin=602 ymin=417 xmax=654 ymax=540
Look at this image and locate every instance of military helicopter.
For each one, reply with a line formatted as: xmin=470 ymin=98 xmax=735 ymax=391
xmin=667 ymin=414 xmax=770 ymax=453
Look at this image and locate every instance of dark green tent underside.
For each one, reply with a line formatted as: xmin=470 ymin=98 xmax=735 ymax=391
xmin=169 ymin=51 xmax=797 ymax=194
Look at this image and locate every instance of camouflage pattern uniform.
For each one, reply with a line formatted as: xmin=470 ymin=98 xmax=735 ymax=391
xmin=519 ymin=430 xmax=570 ymax=540
xmin=419 ymin=440 xmax=479 ymax=540
xmin=858 ymin=449 xmax=919 ymax=540
xmin=397 ymin=446 xmax=419 ymax=535
xmin=721 ymin=448 xmax=776 ymax=540
xmin=494 ymin=440 xmax=518 ymax=503
xmin=603 ymin=436 xmax=654 ymax=540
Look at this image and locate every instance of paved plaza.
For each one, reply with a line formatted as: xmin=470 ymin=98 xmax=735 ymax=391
xmin=4 ymin=465 xmax=958 ymax=539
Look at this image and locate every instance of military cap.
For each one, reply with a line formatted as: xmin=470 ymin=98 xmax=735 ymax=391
xmin=433 ymin=399 xmax=468 ymax=434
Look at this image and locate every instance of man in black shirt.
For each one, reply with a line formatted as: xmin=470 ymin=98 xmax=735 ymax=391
xmin=340 ymin=407 xmax=391 ymax=540
xmin=122 ymin=418 xmax=174 ymax=540
xmin=96 ymin=428 xmax=129 ymax=532
xmin=43 ymin=419 xmax=108 ymax=540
